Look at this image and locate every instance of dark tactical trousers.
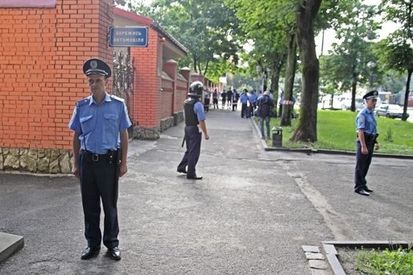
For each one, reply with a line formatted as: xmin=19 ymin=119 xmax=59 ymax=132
xmin=178 ymin=126 xmax=202 ymax=177
xmin=79 ymin=151 xmax=119 ymax=249
xmin=241 ymin=103 xmax=248 ymax=118
xmin=354 ymin=136 xmax=375 ymax=191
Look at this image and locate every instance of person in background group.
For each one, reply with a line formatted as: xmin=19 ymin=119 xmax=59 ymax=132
xmin=248 ymin=90 xmax=258 ymax=117
xmin=212 ymin=89 xmax=219 ymax=109
xmin=204 ymin=89 xmax=210 ymax=112
xmin=256 ymin=90 xmax=274 ymax=140
xmin=221 ymin=91 xmax=227 ymax=110
xmin=226 ymin=89 xmax=233 ymax=110
xmin=354 ymin=90 xmax=379 ymax=196
xmin=177 ymin=81 xmax=210 ymax=180
xmin=232 ymin=89 xmax=239 ymax=111
xmin=68 ymin=58 xmax=132 ymax=261
xmin=239 ymin=89 xmax=250 ymax=118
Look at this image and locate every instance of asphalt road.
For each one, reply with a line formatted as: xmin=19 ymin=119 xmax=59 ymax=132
xmin=0 ymin=108 xmax=412 ymax=274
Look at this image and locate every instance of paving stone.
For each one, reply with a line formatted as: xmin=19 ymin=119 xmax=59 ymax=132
xmin=0 ymin=232 xmax=24 ymax=263
xmin=309 ymin=259 xmax=328 ymax=270
xmin=302 ymin=245 xmax=320 ymax=253
xmin=305 ymin=252 xmax=325 ymax=260
xmin=311 ymin=268 xmax=332 ymax=275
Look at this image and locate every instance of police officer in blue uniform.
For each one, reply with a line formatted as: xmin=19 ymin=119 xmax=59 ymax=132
xmin=354 ymin=90 xmax=379 ymax=196
xmin=68 ymin=58 xmax=132 ymax=260
xmin=177 ymin=81 xmax=209 ymax=180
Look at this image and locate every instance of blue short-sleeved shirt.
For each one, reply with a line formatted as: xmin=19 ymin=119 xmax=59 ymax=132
xmin=194 ymin=101 xmax=206 ymax=121
xmin=356 ymin=108 xmax=377 ymax=135
xmin=68 ymin=93 xmax=132 ymax=154
xmin=240 ymin=93 xmax=249 ymax=104
xmin=249 ymin=93 xmax=258 ymax=104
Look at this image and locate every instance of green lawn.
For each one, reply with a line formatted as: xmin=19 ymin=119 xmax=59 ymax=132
xmin=268 ymin=110 xmax=413 ymax=155
xmin=355 ymin=248 xmax=413 ymax=275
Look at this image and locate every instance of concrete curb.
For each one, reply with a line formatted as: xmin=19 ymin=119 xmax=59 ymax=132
xmin=322 ymin=241 xmax=412 ymax=275
xmin=0 ymin=232 xmax=24 ymax=263
xmin=250 ymin=118 xmax=413 ymax=159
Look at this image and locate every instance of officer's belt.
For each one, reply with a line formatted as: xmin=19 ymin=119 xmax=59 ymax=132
xmin=357 ymin=133 xmax=378 ymax=143
xmin=81 ymin=150 xmax=118 ymax=162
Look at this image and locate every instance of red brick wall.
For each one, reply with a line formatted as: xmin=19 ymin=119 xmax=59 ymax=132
xmin=176 ymin=78 xmax=188 ymax=112
xmin=160 ymin=79 xmax=173 ymax=119
xmin=0 ymin=0 xmax=113 ymax=150
xmin=131 ymin=28 xmax=161 ymax=128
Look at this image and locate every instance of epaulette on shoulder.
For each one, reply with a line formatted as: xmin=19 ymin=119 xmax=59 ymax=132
xmin=76 ymin=97 xmax=90 ymax=107
xmin=110 ymin=95 xmax=125 ymax=102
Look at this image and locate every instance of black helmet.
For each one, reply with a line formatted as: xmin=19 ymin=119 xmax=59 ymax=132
xmin=188 ymin=81 xmax=203 ymax=97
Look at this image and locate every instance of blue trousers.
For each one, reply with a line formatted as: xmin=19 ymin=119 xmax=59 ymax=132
xmin=178 ymin=126 xmax=202 ymax=177
xmin=259 ymin=116 xmax=271 ymax=139
xmin=79 ymin=152 xmax=119 ymax=249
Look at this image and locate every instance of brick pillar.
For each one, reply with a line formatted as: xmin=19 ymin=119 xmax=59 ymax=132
xmin=164 ymin=59 xmax=177 ymax=113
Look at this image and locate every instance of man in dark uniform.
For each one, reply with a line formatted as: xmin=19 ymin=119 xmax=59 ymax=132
xmin=354 ymin=90 xmax=379 ymax=196
xmin=177 ymin=81 xmax=209 ymax=180
xmin=69 ymin=58 xmax=132 ymax=260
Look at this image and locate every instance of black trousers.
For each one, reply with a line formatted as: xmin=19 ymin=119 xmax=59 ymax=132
xmin=354 ymin=136 xmax=375 ymax=191
xmin=178 ymin=126 xmax=202 ymax=177
xmin=79 ymin=151 xmax=119 ymax=249
xmin=241 ymin=103 xmax=248 ymax=118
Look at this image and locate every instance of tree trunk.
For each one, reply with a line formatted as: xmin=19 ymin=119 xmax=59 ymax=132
xmin=281 ymin=32 xmax=297 ymax=126
xmin=350 ymin=75 xmax=357 ymax=112
xmin=330 ymin=93 xmax=334 ymax=109
xmin=292 ymin=0 xmax=322 ymax=142
xmin=402 ymin=69 xmax=412 ymax=121
xmin=350 ymin=68 xmax=357 ymax=112
xmin=193 ymin=55 xmax=198 ymax=73
xmin=270 ymin=58 xmax=284 ymax=117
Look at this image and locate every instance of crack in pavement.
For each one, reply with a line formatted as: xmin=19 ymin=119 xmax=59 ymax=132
xmin=280 ymin=161 xmax=356 ymax=241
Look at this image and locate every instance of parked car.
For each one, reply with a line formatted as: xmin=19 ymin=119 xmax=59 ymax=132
xmin=341 ymin=98 xmax=364 ymax=111
xmin=375 ymin=104 xmax=409 ymax=119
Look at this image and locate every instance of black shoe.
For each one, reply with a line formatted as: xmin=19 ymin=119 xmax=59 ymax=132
xmin=187 ymin=175 xmax=203 ymax=180
xmin=355 ymin=189 xmax=370 ymax=196
xmin=364 ymin=187 xmax=374 ymax=193
xmin=81 ymin=246 xmax=100 ymax=260
xmin=107 ymin=247 xmax=121 ymax=261
xmin=177 ymin=167 xmax=187 ymax=174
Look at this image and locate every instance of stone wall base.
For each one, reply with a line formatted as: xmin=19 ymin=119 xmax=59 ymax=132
xmin=160 ymin=117 xmax=175 ymax=132
xmin=173 ymin=111 xmax=184 ymax=125
xmin=133 ymin=126 xmax=161 ymax=140
xmin=135 ymin=112 xmax=183 ymax=140
xmin=0 ymin=148 xmax=72 ymax=174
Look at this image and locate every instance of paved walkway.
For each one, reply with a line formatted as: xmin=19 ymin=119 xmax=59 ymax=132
xmin=0 ymin=107 xmax=412 ymax=274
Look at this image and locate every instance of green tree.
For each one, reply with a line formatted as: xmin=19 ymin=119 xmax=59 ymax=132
xmin=328 ymin=1 xmax=380 ymax=112
xmin=228 ymin=0 xmax=293 ymax=119
xmin=148 ymin=0 xmax=242 ymax=77
xmin=377 ymin=0 xmax=413 ymax=121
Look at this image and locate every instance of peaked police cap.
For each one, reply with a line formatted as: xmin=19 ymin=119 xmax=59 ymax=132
xmin=83 ymin=58 xmax=111 ymax=78
xmin=363 ymin=90 xmax=378 ymax=100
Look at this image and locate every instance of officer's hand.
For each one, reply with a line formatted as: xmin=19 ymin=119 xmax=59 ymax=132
xmin=72 ymin=165 xmax=80 ymax=178
xmin=361 ymin=146 xmax=368 ymax=155
xmin=375 ymin=143 xmax=380 ymax=151
xmin=119 ymin=164 xmax=128 ymax=177
xmin=204 ymin=134 xmax=209 ymax=140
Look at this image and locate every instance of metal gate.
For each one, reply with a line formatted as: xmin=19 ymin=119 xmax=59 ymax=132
xmin=112 ymin=48 xmax=135 ymax=135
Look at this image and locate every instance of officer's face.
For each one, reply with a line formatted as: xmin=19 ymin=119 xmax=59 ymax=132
xmin=366 ymin=98 xmax=377 ymax=109
xmin=87 ymin=75 xmax=107 ymax=94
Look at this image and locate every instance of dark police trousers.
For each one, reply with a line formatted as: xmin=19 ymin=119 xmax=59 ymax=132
xmin=354 ymin=134 xmax=375 ymax=191
xmin=178 ymin=126 xmax=202 ymax=177
xmin=79 ymin=150 xmax=119 ymax=249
